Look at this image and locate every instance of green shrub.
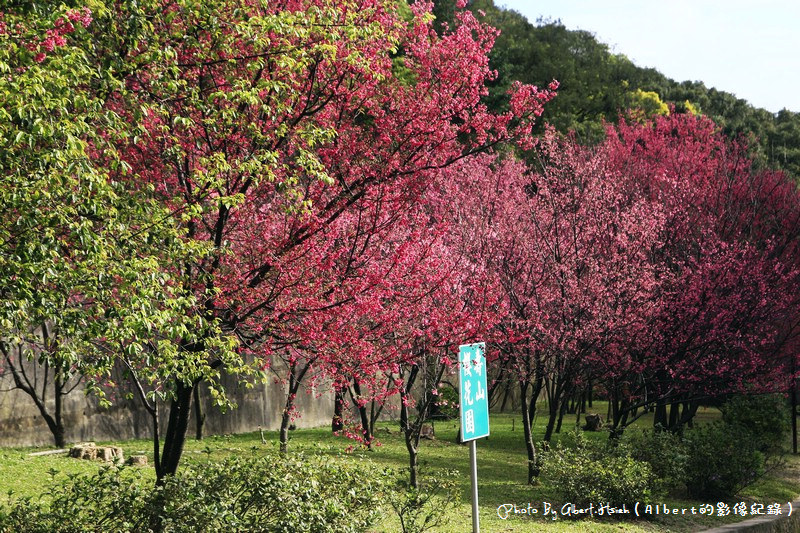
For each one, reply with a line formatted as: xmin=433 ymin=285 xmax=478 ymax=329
xmin=720 ymin=394 xmax=790 ymax=454
xmin=541 ymin=432 xmax=654 ymax=507
xmin=0 ymin=466 xmax=153 ymax=533
xmin=684 ymin=421 xmax=765 ymax=500
xmin=386 ymin=469 xmax=461 ymax=533
xmin=157 ymin=454 xmax=385 ymax=532
xmin=0 ymin=454 xmax=387 ymax=532
xmin=683 ymin=394 xmax=789 ymax=500
xmin=623 ymin=429 xmax=688 ymax=494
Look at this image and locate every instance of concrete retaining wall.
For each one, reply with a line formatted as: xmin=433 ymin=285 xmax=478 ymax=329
xmin=0 ymin=358 xmax=337 ymax=447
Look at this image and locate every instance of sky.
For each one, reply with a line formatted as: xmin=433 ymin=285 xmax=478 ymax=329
xmin=495 ymin=0 xmax=800 ymax=114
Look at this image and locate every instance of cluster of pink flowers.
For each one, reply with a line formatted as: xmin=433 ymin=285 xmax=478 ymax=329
xmin=28 ymin=7 xmax=92 ymax=63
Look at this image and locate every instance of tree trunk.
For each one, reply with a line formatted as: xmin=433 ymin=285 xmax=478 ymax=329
xmin=587 ymin=381 xmax=593 ymax=408
xmin=680 ymin=401 xmax=699 ymax=430
xmin=668 ymin=400 xmax=680 ymax=430
xmin=499 ymin=381 xmax=512 ymax=413
xmin=400 ymin=393 xmax=420 ymax=488
xmin=279 ymin=376 xmax=297 ymax=454
xmin=792 ymin=370 xmax=798 ymax=454
xmin=39 ymin=409 xmax=66 ymax=449
xmin=400 ymin=364 xmax=421 ymax=488
xmin=405 ymin=433 xmax=419 ymax=488
xmin=608 ymin=392 xmax=629 ymax=440
xmin=543 ymin=397 xmax=559 ymax=442
xmin=1 ymin=339 xmax=69 ymax=448
xmin=279 ymin=397 xmax=292 ymax=454
xmin=369 ymin=398 xmax=384 ymax=438
xmin=555 ymin=392 xmax=570 ymax=434
xmin=279 ymin=361 xmax=308 ymax=454
xmin=193 ymin=384 xmax=205 ymax=440
xmin=332 ymin=388 xmax=345 ymax=432
xmin=150 ymin=409 xmax=161 ymax=480
xmin=654 ymin=402 xmax=667 ymax=429
xmin=520 ymin=381 xmax=539 ymax=484
xmin=351 ymin=378 xmax=372 ymax=448
xmin=158 ymin=381 xmax=194 ymax=480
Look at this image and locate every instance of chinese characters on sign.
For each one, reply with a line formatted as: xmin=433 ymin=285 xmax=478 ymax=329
xmin=459 ymin=342 xmax=489 ymax=441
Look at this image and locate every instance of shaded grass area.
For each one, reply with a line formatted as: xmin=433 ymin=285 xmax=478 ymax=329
xmin=1 ymin=403 xmax=798 ymax=532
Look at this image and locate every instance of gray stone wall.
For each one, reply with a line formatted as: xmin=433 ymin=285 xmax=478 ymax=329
xmin=0 ymin=358 xmax=336 ymax=447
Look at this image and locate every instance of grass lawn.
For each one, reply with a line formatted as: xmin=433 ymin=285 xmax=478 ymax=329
xmin=1 ymin=403 xmax=798 ymax=532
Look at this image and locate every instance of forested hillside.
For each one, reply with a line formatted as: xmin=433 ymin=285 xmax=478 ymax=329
xmin=434 ymin=0 xmax=800 ymax=179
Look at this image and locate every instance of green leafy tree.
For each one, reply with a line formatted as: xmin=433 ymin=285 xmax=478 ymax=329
xmin=626 ymin=88 xmax=669 ymax=121
xmin=0 ymin=3 xmax=239 ymax=457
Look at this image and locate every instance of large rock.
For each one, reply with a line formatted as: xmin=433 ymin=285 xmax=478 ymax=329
xmin=582 ymin=413 xmax=604 ymax=431
xmin=98 ymin=446 xmax=124 ymax=463
xmin=127 ymin=455 xmax=148 ymax=466
xmin=69 ymin=442 xmax=97 ymax=460
xmin=69 ymin=442 xmax=124 ymax=463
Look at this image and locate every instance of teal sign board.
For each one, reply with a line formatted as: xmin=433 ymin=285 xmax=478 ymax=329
xmin=459 ymin=342 xmax=490 ymax=441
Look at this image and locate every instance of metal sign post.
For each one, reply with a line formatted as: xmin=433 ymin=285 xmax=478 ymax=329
xmin=459 ymin=342 xmax=489 ymax=533
xmin=469 ymin=439 xmax=479 ymax=533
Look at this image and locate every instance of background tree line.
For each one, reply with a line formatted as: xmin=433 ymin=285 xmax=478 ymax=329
xmin=432 ymin=0 xmax=800 ymax=179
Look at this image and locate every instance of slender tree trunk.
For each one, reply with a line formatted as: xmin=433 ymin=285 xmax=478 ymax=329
xmin=400 ymin=365 xmax=420 ymax=488
xmin=519 ymin=349 xmax=544 ymax=483
xmin=654 ymin=401 xmax=667 ymax=429
xmin=279 ymin=396 xmax=293 ymax=454
xmin=567 ymin=393 xmax=576 ymax=415
xmin=587 ymin=380 xmax=593 ymax=408
xmin=124 ymin=358 xmax=162 ymax=480
xmin=193 ymin=384 xmax=205 ymax=440
xmin=351 ymin=378 xmax=372 ymax=448
xmin=147 ymin=407 xmax=164 ymax=533
xmin=500 ymin=381 xmax=512 ymax=413
xmin=332 ymin=388 xmax=345 ymax=432
xmin=404 ymin=428 xmax=419 ymax=488
xmin=279 ymin=360 xmax=309 ymax=454
xmin=543 ymin=396 xmax=560 ymax=443
xmin=520 ymin=381 xmax=539 ymax=484
xmin=680 ymin=401 xmax=699 ymax=430
xmin=555 ymin=391 xmax=570 ymax=434
xmin=792 ymin=363 xmax=798 ymax=454
xmin=609 ymin=398 xmax=629 ymax=439
xmin=38 ymin=406 xmax=66 ymax=448
xmin=528 ymin=355 xmax=544 ymax=426
xmin=668 ymin=400 xmax=680 ymax=430
xmin=279 ymin=382 xmax=295 ymax=455
xmin=51 ymin=374 xmax=66 ymax=448
xmin=400 ymin=391 xmax=419 ymax=488
xmin=150 ymin=408 xmax=162 ymax=480
xmin=609 ymin=388 xmax=620 ymax=438
xmin=1 ymin=339 xmax=69 ymax=448
xmin=369 ymin=398 xmax=384 ymax=437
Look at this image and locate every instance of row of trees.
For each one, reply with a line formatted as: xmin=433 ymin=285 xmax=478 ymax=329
xmin=469 ymin=115 xmax=800 ymax=482
xmin=335 ymin=111 xmax=800 ymax=485
xmin=2 ymin=0 xmax=799 ymax=490
xmin=1 ymin=0 xmax=554 ymax=485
